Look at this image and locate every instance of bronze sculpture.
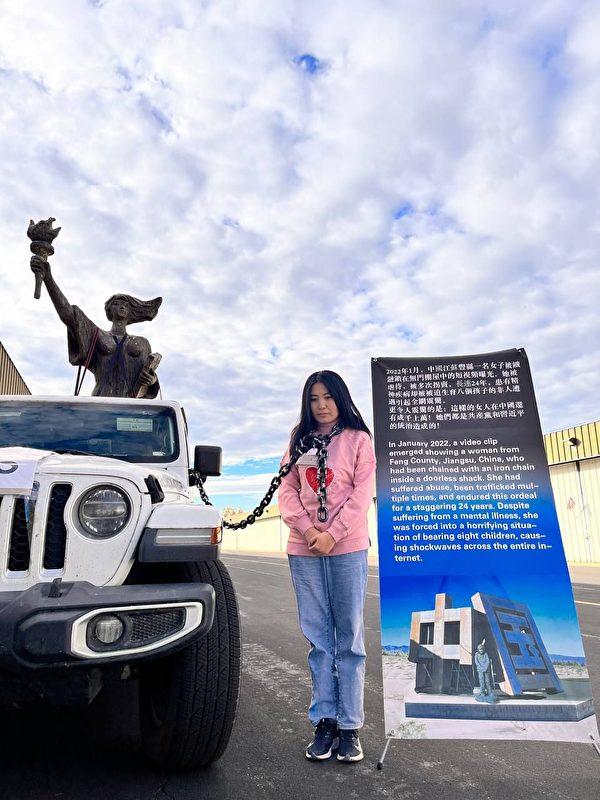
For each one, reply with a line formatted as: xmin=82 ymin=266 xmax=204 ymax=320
xmin=29 ymin=218 xmax=162 ymax=398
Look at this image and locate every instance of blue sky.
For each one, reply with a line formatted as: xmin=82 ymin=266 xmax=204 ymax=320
xmin=203 ymin=456 xmax=282 ymax=511
xmin=1 ymin=1 xmax=599 ymax=512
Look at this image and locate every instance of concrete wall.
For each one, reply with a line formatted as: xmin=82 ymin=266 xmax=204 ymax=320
xmin=222 ymin=514 xmax=287 ymax=553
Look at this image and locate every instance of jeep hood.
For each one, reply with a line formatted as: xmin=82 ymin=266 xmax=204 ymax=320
xmin=0 ymin=446 xmax=187 ymax=499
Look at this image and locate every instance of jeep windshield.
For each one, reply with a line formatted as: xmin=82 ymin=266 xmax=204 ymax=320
xmin=0 ymin=401 xmax=179 ymax=463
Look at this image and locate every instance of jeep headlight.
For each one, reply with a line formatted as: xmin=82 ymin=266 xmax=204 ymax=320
xmin=78 ymin=486 xmax=131 ymax=538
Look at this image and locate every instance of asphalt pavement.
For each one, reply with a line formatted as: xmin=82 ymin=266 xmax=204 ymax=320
xmin=1 ymin=553 xmax=598 ymax=800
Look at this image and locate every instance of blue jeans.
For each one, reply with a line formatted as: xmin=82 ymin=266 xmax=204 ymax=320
xmin=288 ymin=550 xmax=368 ymax=730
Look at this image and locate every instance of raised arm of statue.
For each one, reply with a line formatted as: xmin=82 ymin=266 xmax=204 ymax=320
xmin=30 ymin=256 xmax=75 ymax=328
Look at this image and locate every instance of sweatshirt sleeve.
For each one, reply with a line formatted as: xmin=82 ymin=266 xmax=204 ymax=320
xmin=327 ymin=434 xmax=376 ymax=543
xmin=278 ymin=451 xmax=314 ymax=538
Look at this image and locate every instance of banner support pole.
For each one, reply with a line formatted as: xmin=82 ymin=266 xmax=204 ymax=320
xmin=590 ymin=734 xmax=600 ymax=758
xmin=376 ymin=737 xmax=392 ymax=770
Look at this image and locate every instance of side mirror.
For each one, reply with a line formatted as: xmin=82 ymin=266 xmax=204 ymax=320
xmin=193 ymin=445 xmax=222 ymax=479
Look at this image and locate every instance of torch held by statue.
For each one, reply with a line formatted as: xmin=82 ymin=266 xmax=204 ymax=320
xmin=27 ymin=218 xmax=61 ymax=299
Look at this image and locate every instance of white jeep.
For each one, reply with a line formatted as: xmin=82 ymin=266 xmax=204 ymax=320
xmin=0 ymin=395 xmax=240 ymax=769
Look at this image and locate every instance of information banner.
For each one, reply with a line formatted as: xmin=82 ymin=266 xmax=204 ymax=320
xmin=371 ymin=349 xmax=598 ymax=742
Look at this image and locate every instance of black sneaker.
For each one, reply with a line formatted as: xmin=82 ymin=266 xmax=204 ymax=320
xmin=305 ymin=718 xmax=339 ymax=760
xmin=337 ymin=729 xmax=363 ymax=762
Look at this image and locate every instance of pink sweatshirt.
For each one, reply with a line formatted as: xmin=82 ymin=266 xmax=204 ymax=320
xmin=279 ymin=428 xmax=376 ymax=557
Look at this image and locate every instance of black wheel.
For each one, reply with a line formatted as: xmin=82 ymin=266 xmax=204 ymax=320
xmin=138 ymin=560 xmax=241 ymax=769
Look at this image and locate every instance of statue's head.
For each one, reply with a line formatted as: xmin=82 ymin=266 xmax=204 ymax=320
xmin=105 ymin=294 xmax=162 ymax=325
xmin=477 ymin=639 xmax=486 ymax=653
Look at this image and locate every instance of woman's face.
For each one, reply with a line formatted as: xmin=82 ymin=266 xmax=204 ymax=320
xmin=109 ymin=298 xmax=130 ymax=322
xmin=309 ymin=381 xmax=339 ymax=427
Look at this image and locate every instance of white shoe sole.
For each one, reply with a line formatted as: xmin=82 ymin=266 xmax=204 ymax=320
xmin=306 ymin=737 xmax=339 ymax=760
xmin=337 ymin=747 xmax=364 ymax=762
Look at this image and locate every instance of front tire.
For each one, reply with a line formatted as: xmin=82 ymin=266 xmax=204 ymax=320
xmin=138 ymin=560 xmax=241 ymax=769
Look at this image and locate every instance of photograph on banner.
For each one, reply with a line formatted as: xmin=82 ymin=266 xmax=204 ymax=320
xmin=371 ymin=349 xmax=598 ymax=742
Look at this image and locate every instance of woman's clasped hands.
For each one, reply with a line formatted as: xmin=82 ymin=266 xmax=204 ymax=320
xmin=306 ymin=526 xmax=336 ymax=555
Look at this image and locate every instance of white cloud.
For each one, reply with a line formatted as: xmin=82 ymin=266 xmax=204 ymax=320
xmin=1 ymin=0 xmax=599 ymax=484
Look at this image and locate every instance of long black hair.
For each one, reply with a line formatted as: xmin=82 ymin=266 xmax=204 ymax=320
xmin=289 ymin=370 xmax=371 ymax=453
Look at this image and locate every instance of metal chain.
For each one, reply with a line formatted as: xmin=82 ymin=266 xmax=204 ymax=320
xmin=194 ymin=422 xmax=344 ymax=530
xmin=312 ymin=431 xmax=334 ymax=522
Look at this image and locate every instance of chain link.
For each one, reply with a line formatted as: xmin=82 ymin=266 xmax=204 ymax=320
xmin=193 ymin=423 xmax=344 ymax=530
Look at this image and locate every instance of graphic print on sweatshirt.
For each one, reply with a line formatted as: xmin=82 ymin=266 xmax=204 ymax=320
xmin=305 ymin=467 xmax=334 ymax=493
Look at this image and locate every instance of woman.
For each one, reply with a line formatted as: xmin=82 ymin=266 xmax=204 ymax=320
xmin=279 ymin=370 xmax=376 ymax=763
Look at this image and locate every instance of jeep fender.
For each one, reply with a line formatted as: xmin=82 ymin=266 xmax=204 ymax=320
xmin=138 ymin=503 xmax=222 ymax=563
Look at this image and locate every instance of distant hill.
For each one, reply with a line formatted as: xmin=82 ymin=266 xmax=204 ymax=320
xmin=549 ymin=653 xmax=586 ymax=665
xmin=382 ymin=645 xmax=409 ymax=654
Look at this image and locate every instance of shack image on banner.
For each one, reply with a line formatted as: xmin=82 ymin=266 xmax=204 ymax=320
xmin=371 ymin=349 xmax=599 ymax=742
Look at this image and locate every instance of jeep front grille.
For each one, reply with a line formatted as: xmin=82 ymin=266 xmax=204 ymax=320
xmin=8 ymin=497 xmax=30 ymax=572
xmin=43 ymin=485 xmax=73 ymax=569
xmin=1 ymin=484 xmax=72 ymax=574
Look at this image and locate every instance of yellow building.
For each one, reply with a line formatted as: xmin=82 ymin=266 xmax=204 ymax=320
xmin=544 ymin=421 xmax=600 ymax=564
xmin=0 ymin=341 xmax=30 ymax=395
